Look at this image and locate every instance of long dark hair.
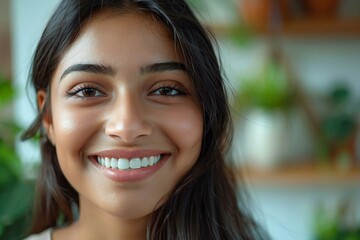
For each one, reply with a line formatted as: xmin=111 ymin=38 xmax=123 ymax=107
xmin=22 ymin=0 xmax=266 ymax=239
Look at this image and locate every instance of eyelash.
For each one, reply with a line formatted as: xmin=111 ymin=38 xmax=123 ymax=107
xmin=65 ymin=83 xmax=187 ymax=99
xmin=150 ymin=84 xmax=187 ymax=97
xmin=66 ymin=84 xmax=105 ymax=99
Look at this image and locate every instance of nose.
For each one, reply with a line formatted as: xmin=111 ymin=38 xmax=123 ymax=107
xmin=105 ymin=92 xmax=152 ymax=143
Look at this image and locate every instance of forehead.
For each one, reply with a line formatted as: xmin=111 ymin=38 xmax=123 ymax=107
xmin=80 ymin=9 xmax=172 ymax=41
xmin=54 ymin=10 xmax=181 ymax=75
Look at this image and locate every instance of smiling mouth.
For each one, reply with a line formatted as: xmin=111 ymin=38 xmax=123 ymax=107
xmin=96 ymin=154 xmax=166 ymax=170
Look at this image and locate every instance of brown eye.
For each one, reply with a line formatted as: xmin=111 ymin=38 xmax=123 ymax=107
xmin=150 ymin=86 xmax=186 ymax=97
xmin=81 ymin=88 xmax=97 ymax=97
xmin=66 ymin=86 xmax=106 ymax=98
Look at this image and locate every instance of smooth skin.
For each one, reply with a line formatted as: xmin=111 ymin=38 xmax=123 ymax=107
xmin=39 ymin=11 xmax=203 ymax=240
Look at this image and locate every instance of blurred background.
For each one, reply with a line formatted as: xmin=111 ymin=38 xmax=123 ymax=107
xmin=0 ymin=0 xmax=359 ymax=239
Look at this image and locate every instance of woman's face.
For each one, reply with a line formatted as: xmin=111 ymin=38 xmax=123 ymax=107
xmin=42 ymin=11 xmax=203 ymax=221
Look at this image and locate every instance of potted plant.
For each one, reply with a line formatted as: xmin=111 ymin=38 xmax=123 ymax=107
xmin=318 ymin=83 xmax=357 ymax=168
xmin=232 ymin=54 xmax=294 ymax=169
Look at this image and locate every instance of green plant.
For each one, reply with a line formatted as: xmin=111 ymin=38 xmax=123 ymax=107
xmin=234 ymin=56 xmax=293 ymax=112
xmin=317 ymin=83 xmax=357 ymax=165
xmin=0 ymin=74 xmax=35 ymax=240
xmin=187 ymin=0 xmax=254 ymax=48
xmin=321 ymin=84 xmax=355 ymax=145
xmin=314 ymin=201 xmax=360 ymax=240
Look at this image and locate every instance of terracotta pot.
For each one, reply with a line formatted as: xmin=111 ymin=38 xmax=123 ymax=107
xmin=330 ymin=132 xmax=357 ymax=167
xmin=240 ymin=0 xmax=269 ymax=28
xmin=239 ymin=0 xmax=291 ymax=30
xmin=304 ymin=0 xmax=339 ymax=18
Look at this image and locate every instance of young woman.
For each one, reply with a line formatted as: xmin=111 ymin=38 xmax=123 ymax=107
xmin=23 ymin=0 xmax=266 ymax=239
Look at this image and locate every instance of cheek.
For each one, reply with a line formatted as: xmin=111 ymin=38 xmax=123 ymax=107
xmin=159 ymin=104 xmax=203 ymax=156
xmin=150 ymin=105 xmax=203 ymax=205
xmin=52 ymin=106 xmax=100 ymax=158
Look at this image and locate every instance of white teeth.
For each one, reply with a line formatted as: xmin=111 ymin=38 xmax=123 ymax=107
xmin=118 ymin=158 xmax=129 ymax=170
xmin=149 ymin=156 xmax=154 ymax=166
xmin=110 ymin=158 xmax=117 ymax=169
xmin=141 ymin=157 xmax=149 ymax=167
xmin=130 ymin=158 xmax=141 ymax=169
xmin=96 ymin=155 xmax=163 ymax=170
xmin=105 ymin=158 xmax=111 ymax=168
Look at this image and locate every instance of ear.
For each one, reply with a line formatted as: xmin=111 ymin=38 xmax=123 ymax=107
xmin=37 ymin=90 xmax=56 ymax=145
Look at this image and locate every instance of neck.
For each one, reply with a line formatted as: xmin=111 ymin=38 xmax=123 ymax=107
xmin=54 ymin=198 xmax=149 ymax=240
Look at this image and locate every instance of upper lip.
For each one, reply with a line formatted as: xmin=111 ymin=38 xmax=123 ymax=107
xmin=90 ymin=149 xmax=169 ymax=159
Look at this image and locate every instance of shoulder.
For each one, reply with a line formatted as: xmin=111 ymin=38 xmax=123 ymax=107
xmin=23 ymin=228 xmax=53 ymax=240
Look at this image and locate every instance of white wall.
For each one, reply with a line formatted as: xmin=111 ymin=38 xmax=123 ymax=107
xmin=11 ymin=0 xmax=60 ymax=173
xmin=247 ymin=183 xmax=360 ymax=240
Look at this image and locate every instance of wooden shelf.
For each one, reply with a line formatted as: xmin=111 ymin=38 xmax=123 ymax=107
xmin=281 ymin=17 xmax=360 ymax=36
xmin=210 ymin=17 xmax=360 ymax=37
xmin=235 ymin=164 xmax=360 ymax=186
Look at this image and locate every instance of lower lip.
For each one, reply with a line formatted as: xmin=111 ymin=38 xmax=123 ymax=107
xmin=91 ymin=155 xmax=169 ymax=182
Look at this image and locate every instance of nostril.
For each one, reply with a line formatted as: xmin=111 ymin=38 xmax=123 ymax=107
xmin=104 ymin=115 xmax=152 ymax=142
xmin=105 ymin=98 xmax=152 ymax=143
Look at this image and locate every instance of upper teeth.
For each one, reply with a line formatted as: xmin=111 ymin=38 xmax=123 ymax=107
xmin=97 ymin=155 xmax=161 ymax=170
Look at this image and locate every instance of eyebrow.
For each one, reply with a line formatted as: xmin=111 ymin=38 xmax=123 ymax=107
xmin=60 ymin=61 xmax=187 ymax=81
xmin=60 ymin=63 xmax=115 ymax=80
xmin=140 ymin=62 xmax=187 ymax=74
